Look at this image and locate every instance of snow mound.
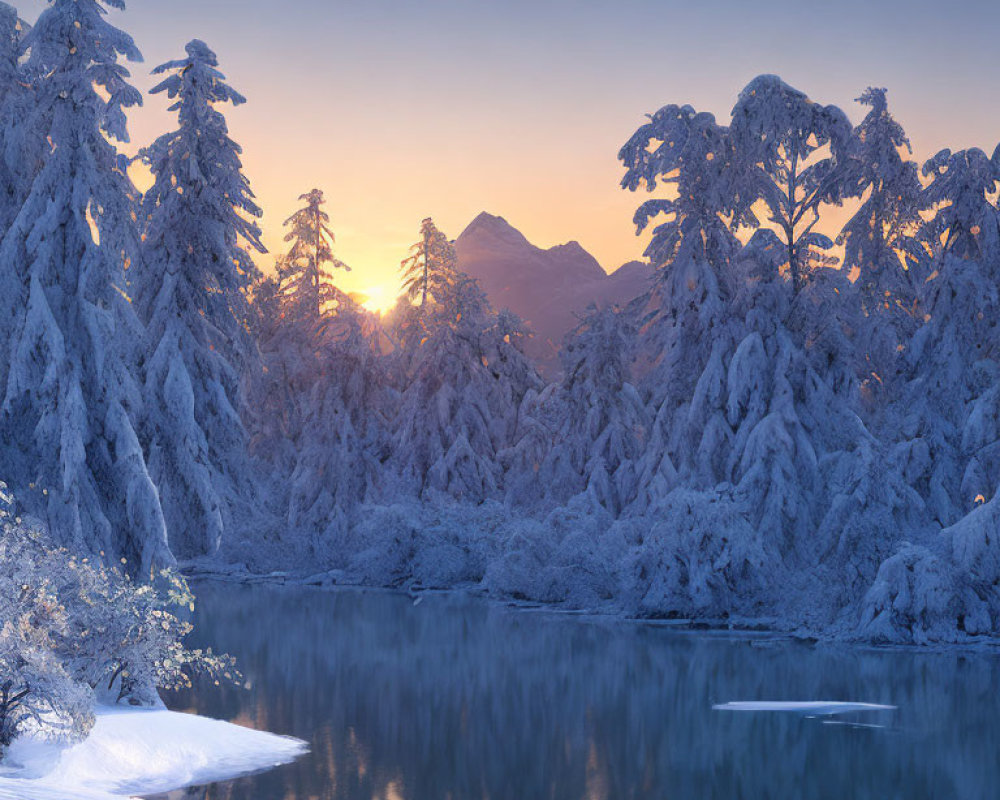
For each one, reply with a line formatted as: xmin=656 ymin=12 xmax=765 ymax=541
xmin=713 ymin=701 xmax=896 ymax=715
xmin=859 ymin=494 xmax=1000 ymax=644
xmin=0 ymin=706 xmax=307 ymax=800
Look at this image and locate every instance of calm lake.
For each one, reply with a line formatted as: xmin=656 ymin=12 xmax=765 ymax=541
xmin=149 ymin=581 xmax=1000 ymax=800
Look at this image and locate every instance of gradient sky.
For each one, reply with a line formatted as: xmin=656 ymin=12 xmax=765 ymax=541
xmin=18 ymin=0 xmax=1000 ymax=307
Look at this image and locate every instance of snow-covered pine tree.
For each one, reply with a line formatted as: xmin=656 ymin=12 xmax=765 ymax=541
xmin=856 ymin=147 xmax=1000 ymax=642
xmin=539 ymin=305 xmax=646 ymax=515
xmin=0 ymin=3 xmax=18 ymax=99
xmin=0 ymin=2 xmax=25 ymax=233
xmin=893 ymin=148 xmax=1000 ymax=522
xmin=383 ymin=294 xmax=423 ymax=350
xmin=619 ymin=104 xmax=739 ymax=405
xmin=921 ymin=148 xmax=1000 ymax=265
xmin=0 ymin=0 xmax=169 ymax=571
xmin=618 ymin=103 xmax=742 ymax=503
xmin=729 ymin=75 xmax=854 ymax=293
xmin=786 ymin=260 xmax=863 ymax=400
xmin=279 ymin=189 xmax=350 ymax=325
xmin=723 ymin=230 xmax=870 ymax=566
xmin=481 ymin=308 xmax=544 ymax=447
xmin=727 ymin=76 xmax=863 ymax=404
xmin=0 ymin=3 xmax=29 ymax=390
xmin=392 ymin=274 xmax=499 ymax=501
xmin=400 ymin=216 xmax=458 ymax=310
xmin=839 ymin=88 xmax=925 ymax=408
xmin=492 ymin=314 xmax=554 ymax=512
xmin=386 ymin=217 xmax=462 ymax=375
xmin=286 ymin=302 xmax=392 ymax=543
xmin=963 ymin=371 xmax=1000 ymax=508
xmin=392 ymin=272 xmax=538 ymax=503
xmin=249 ymin=194 xmax=353 ymax=480
xmin=241 ymin=270 xmax=299 ymax=477
xmin=722 ymin=233 xmax=817 ymax=557
xmin=136 ymin=40 xmax=267 ymax=558
xmin=899 ymin=254 xmax=997 ymax=522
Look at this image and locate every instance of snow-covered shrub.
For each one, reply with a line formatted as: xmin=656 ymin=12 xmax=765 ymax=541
xmin=622 ymin=487 xmax=773 ymax=619
xmin=340 ymin=501 xmax=504 ymax=589
xmin=859 ymin=495 xmax=1000 ymax=644
xmin=85 ymin=570 xmax=238 ymax=705
xmin=340 ymin=503 xmax=421 ymax=586
xmin=857 ymin=543 xmax=964 ymax=645
xmin=407 ymin=502 xmax=505 ymax=588
xmin=483 ymin=502 xmax=625 ymax=608
xmin=480 ymin=518 xmax=560 ymax=602
xmin=0 ymin=557 xmax=93 ymax=751
xmin=0 ymin=488 xmax=235 ymax=754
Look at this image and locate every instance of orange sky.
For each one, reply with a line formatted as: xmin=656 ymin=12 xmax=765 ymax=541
xmin=19 ymin=0 xmax=1000 ymax=312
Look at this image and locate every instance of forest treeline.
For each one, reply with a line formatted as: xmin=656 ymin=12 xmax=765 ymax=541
xmin=0 ymin=0 xmax=998 ymax=646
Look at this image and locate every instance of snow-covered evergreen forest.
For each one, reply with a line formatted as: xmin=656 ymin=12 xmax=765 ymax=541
xmin=0 ymin=0 xmax=998 ymax=649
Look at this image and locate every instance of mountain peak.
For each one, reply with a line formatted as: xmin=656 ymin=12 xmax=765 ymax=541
xmin=454 ymin=214 xmax=649 ymax=377
xmin=547 ymin=240 xmax=592 ymax=259
xmin=468 ymin=211 xmax=508 ymax=228
xmin=460 ymin=212 xmax=531 ymax=247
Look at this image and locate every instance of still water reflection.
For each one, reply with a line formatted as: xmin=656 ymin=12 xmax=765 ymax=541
xmin=149 ymin=582 xmax=1000 ymax=800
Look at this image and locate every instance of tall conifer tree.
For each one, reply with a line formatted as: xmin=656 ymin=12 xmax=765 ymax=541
xmin=137 ymin=40 xmax=266 ymax=558
xmin=0 ymin=0 xmax=168 ymax=570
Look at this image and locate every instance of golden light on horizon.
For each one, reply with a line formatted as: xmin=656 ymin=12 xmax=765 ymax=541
xmin=358 ymin=284 xmax=401 ymax=315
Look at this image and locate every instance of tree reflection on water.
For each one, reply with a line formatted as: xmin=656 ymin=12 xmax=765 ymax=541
xmin=148 ymin=582 xmax=1000 ymax=800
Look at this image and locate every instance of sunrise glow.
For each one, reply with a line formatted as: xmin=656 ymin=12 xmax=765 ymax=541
xmin=2 ymin=1 xmax=999 ymax=798
xmin=358 ymin=284 xmax=400 ymax=315
xmin=16 ymin=0 xmax=991 ymax=293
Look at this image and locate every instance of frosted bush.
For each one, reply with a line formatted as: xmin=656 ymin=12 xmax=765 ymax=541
xmin=622 ymin=488 xmax=773 ymax=619
xmin=860 ymin=496 xmax=1000 ymax=643
xmin=483 ymin=502 xmax=625 ymax=608
xmin=0 ymin=489 xmax=235 ymax=755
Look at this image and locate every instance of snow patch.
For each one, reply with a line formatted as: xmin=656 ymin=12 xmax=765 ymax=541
xmin=0 ymin=706 xmax=307 ymax=800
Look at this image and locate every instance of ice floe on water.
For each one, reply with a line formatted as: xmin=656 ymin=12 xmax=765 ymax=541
xmin=713 ymin=701 xmax=896 ymax=716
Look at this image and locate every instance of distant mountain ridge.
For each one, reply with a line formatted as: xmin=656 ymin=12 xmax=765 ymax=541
xmin=455 ymin=212 xmax=652 ymax=376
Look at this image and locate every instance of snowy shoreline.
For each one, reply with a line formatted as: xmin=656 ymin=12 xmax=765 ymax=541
xmin=180 ymin=566 xmax=1000 ymax=654
xmin=0 ymin=705 xmax=307 ymax=800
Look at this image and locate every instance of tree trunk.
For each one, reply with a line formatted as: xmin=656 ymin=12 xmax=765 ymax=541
xmin=787 ymin=152 xmax=801 ymax=294
xmin=421 ymin=228 xmax=429 ymax=309
xmin=313 ymin=202 xmax=321 ymax=320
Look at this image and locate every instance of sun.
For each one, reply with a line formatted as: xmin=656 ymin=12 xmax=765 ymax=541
xmin=358 ymin=284 xmax=399 ymax=315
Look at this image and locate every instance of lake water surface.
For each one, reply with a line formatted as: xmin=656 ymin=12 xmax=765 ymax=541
xmin=150 ymin=581 xmax=1000 ymax=800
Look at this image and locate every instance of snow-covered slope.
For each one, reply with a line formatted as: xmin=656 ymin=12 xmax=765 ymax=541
xmin=0 ymin=706 xmax=306 ymax=800
xmin=455 ymin=213 xmax=651 ymax=376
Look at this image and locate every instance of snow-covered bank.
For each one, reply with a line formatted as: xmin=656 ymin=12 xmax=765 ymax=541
xmin=0 ymin=706 xmax=307 ymax=800
xmin=184 ymin=548 xmax=1000 ymax=653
